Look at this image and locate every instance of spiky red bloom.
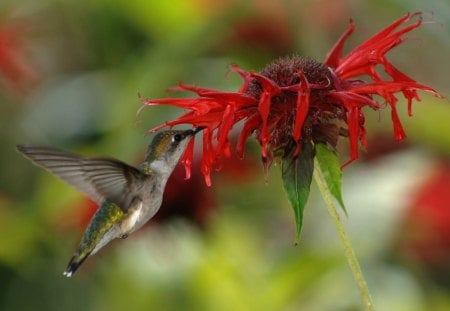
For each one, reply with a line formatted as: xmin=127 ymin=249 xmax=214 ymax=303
xmin=144 ymin=12 xmax=440 ymax=186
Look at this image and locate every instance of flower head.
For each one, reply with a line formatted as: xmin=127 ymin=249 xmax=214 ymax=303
xmin=144 ymin=12 xmax=440 ymax=186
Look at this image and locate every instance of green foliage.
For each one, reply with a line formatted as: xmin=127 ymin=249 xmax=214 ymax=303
xmin=1 ymin=1 xmax=449 ymax=310
xmin=315 ymin=143 xmax=346 ymax=214
xmin=281 ymin=142 xmax=314 ymax=241
xmin=281 ymin=142 xmax=347 ymax=241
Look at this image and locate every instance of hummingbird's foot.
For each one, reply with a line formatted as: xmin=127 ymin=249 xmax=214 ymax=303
xmin=120 ymin=234 xmax=128 ymax=239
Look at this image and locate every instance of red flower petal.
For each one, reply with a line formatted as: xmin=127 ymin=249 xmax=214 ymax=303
xmin=342 ymin=104 xmax=361 ymax=168
xmin=336 ymin=12 xmax=424 ymax=78
xmin=390 ymin=105 xmax=407 ymax=141
xmin=292 ymin=71 xmax=311 ymax=144
xmin=200 ymin=128 xmax=214 ymax=186
xmin=250 ymin=73 xmax=281 ymax=157
xmin=231 ymin=64 xmax=253 ymax=93
xmin=216 ymin=104 xmax=235 ymax=158
xmin=237 ymin=113 xmax=261 ymax=159
xmin=325 ymin=19 xmax=355 ymax=68
xmin=349 ymin=82 xmax=438 ymax=97
xmin=144 ymin=98 xmax=223 ymax=114
xmin=328 ymin=91 xmax=379 ymax=109
xmin=181 ymin=137 xmax=195 ymax=180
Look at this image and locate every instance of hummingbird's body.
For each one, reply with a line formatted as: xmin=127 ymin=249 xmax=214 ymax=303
xmin=17 ymin=129 xmax=199 ymax=277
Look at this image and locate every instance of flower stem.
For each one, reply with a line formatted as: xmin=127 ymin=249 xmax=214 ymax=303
xmin=313 ymin=158 xmax=375 ymax=311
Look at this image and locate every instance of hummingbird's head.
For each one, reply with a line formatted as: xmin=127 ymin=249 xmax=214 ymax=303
xmin=146 ymin=128 xmax=202 ymax=175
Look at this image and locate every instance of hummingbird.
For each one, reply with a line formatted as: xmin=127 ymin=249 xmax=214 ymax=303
xmin=16 ymin=128 xmax=201 ymax=277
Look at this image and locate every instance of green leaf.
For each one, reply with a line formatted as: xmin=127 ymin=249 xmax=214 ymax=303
xmin=315 ymin=143 xmax=347 ymax=214
xmin=281 ymin=142 xmax=314 ymax=242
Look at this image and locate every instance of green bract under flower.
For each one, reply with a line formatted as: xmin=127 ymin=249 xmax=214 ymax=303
xmin=144 ymin=12 xmax=441 ymax=186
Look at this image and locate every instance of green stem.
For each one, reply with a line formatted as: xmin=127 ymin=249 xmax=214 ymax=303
xmin=313 ymin=158 xmax=375 ymax=311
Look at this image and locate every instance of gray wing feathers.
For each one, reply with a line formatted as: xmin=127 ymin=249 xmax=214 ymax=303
xmin=16 ymin=145 xmax=144 ymax=212
xmin=82 ymin=159 xmax=143 ymax=211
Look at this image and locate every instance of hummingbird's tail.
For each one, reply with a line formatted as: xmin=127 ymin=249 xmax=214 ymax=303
xmin=63 ymin=251 xmax=92 ymax=277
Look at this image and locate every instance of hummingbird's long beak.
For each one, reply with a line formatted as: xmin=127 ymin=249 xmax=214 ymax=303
xmin=182 ymin=127 xmax=204 ymax=137
xmin=193 ymin=126 xmax=205 ymax=134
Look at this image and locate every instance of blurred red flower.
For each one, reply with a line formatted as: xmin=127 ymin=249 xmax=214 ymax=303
xmin=395 ymin=161 xmax=450 ymax=284
xmin=145 ymin=12 xmax=440 ymax=185
xmin=155 ymin=150 xmax=257 ymax=225
xmin=0 ymin=21 xmax=37 ymax=93
xmin=153 ymin=161 xmax=216 ymax=226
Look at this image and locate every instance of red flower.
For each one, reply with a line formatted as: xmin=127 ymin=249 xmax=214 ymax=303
xmin=144 ymin=12 xmax=440 ymax=186
xmin=0 ymin=21 xmax=38 ymax=93
xmin=395 ymin=161 xmax=450 ymax=283
xmin=153 ymin=160 xmax=216 ymax=226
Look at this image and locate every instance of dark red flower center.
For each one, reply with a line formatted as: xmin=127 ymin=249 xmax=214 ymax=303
xmin=246 ymin=55 xmax=333 ymax=100
xmin=244 ymin=55 xmax=342 ymax=154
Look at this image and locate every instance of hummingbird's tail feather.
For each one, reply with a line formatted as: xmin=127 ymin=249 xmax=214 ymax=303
xmin=63 ymin=251 xmax=92 ymax=277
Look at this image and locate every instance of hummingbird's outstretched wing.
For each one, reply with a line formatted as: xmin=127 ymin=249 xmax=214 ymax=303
xmin=17 ymin=145 xmax=146 ymax=212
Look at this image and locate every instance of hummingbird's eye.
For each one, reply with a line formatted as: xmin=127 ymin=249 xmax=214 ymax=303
xmin=172 ymin=134 xmax=183 ymax=143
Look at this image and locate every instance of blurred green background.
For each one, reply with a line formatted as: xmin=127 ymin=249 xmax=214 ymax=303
xmin=1 ymin=0 xmax=449 ymax=310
